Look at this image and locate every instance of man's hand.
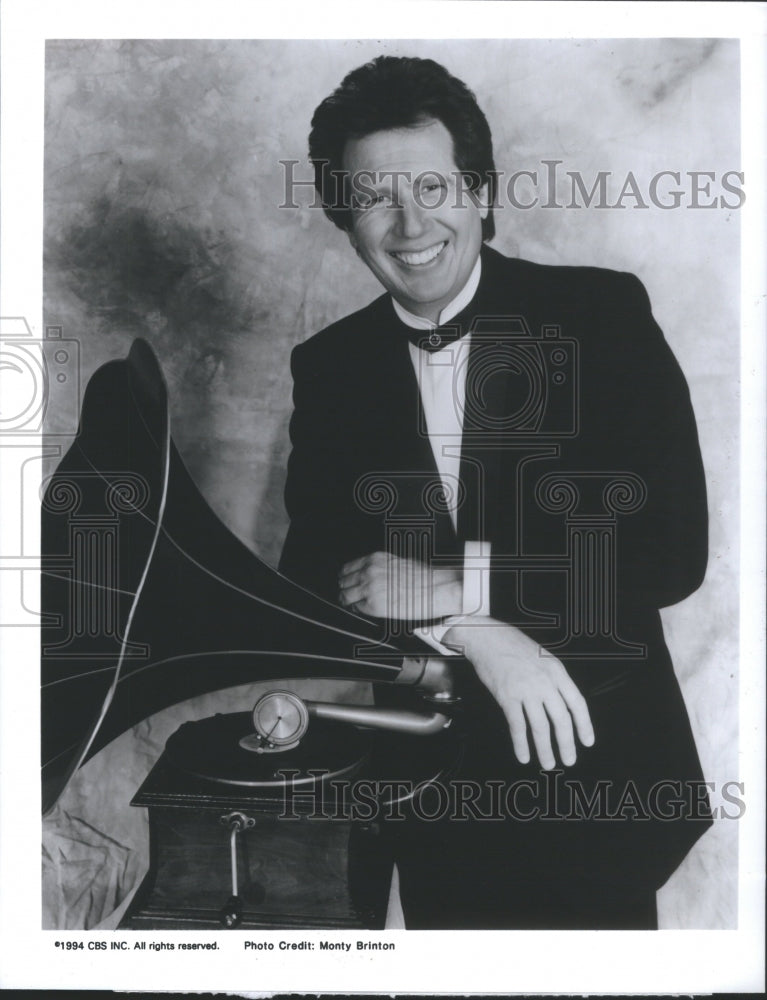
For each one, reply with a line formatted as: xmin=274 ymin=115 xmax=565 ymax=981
xmin=339 ymin=552 xmax=462 ymax=621
xmin=444 ymin=617 xmax=595 ymax=770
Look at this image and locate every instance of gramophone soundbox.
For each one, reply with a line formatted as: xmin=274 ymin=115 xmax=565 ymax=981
xmin=121 ymin=712 xmax=461 ymax=930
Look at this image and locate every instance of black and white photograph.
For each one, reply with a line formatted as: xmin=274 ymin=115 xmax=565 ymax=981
xmin=0 ymin=1 xmax=764 ymax=994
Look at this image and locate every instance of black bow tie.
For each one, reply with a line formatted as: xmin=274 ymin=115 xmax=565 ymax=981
xmin=392 ymin=297 xmax=479 ymax=353
xmin=405 ymin=323 xmax=466 ymax=353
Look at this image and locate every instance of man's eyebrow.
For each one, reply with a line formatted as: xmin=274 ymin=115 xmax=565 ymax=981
xmin=349 ymin=169 xmax=412 ymax=199
xmin=374 ymin=169 xmax=413 ymax=184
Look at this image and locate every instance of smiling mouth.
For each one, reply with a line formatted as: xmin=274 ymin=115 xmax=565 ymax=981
xmin=389 ymin=241 xmax=447 ymax=266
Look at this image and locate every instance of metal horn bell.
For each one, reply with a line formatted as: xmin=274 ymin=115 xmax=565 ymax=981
xmin=41 ymin=339 xmax=456 ymax=814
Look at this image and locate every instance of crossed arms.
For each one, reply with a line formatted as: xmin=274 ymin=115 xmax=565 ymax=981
xmin=280 ymin=270 xmax=707 ymax=772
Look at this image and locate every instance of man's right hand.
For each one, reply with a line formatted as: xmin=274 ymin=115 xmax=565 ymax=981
xmin=443 ymin=617 xmax=595 ymax=770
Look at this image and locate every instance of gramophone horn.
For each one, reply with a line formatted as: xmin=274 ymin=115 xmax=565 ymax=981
xmin=41 ymin=339 xmax=451 ymax=814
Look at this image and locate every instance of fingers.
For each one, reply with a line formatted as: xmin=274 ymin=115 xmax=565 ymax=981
xmin=339 ymin=554 xmax=382 ymax=610
xmin=522 ymin=665 xmax=594 ymax=769
xmin=523 ymin=686 xmax=594 ymax=770
xmin=523 ymin=702 xmax=556 ymax=771
xmin=505 ymin=696 xmax=565 ymax=771
xmin=339 ymin=567 xmax=364 ymax=592
xmin=556 ymin=672 xmax=595 ymax=748
xmin=341 ymin=555 xmax=370 ymax=575
xmin=466 ymin=628 xmax=595 ymax=770
xmin=338 ymin=561 xmax=367 ymax=610
xmin=341 ymin=552 xmax=390 ymax=579
xmin=543 ymin=696 xmax=577 ymax=767
xmin=505 ymin=701 xmax=531 ymax=766
xmin=338 ymin=570 xmax=363 ymax=595
xmin=338 ymin=583 xmax=365 ymax=608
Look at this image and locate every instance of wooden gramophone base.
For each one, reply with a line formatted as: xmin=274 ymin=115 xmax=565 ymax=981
xmin=120 ymin=713 xmax=393 ymax=930
xmin=122 ymin=809 xmax=388 ymax=930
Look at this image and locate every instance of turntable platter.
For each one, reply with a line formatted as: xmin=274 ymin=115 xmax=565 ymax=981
xmin=164 ymin=712 xmax=370 ymax=787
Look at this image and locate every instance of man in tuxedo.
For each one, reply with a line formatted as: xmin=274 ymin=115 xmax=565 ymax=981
xmin=279 ymin=56 xmax=712 ymax=929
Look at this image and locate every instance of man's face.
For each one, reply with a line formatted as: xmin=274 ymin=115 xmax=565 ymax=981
xmin=343 ymin=119 xmax=488 ymax=323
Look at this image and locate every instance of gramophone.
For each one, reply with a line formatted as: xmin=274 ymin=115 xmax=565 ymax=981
xmin=41 ymin=339 xmax=463 ymax=930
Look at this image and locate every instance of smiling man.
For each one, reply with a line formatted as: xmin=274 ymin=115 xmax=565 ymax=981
xmin=279 ymin=56 xmax=712 ymax=929
xmin=343 ymin=118 xmax=486 ymax=322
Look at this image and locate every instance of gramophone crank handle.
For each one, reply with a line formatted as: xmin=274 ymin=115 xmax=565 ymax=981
xmin=218 ymin=812 xmax=255 ymax=928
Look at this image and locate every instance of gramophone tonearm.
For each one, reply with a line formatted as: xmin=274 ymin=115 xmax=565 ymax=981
xmin=242 ymin=657 xmax=459 ymax=753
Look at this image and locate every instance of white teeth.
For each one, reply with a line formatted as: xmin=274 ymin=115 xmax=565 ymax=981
xmin=391 ymin=241 xmax=446 ymax=266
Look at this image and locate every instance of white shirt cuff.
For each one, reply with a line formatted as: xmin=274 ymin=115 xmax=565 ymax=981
xmin=462 ymin=540 xmax=492 ymax=616
xmin=412 ymin=622 xmax=458 ymax=656
xmin=412 ymin=542 xmax=491 ymax=654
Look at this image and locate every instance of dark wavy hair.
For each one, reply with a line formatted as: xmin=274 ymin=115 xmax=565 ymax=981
xmin=309 ymin=56 xmax=496 ymax=240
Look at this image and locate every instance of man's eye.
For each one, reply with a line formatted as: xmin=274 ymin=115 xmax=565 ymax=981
xmin=356 ymin=193 xmax=392 ymax=210
xmin=416 ymin=181 xmax=447 ymax=206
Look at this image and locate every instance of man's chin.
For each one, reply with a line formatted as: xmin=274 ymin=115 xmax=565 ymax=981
xmin=391 ymin=272 xmax=460 ymax=312
xmin=402 ymin=286 xmax=456 ymax=314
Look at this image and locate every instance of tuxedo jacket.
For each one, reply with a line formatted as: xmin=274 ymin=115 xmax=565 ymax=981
xmin=279 ymin=244 xmax=712 ymax=894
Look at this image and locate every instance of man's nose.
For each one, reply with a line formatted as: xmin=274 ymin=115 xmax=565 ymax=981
xmin=396 ymin=195 xmax=429 ymax=240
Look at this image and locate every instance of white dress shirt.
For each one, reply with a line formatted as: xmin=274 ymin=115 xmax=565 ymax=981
xmin=392 ymin=257 xmax=491 ymax=649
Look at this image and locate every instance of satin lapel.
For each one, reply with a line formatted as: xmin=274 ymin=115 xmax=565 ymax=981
xmin=457 ymin=248 xmax=555 ymax=544
xmin=457 ymin=248 xmax=519 ymax=543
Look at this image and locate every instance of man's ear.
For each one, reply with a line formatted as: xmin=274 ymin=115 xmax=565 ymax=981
xmin=477 ymin=182 xmax=490 ymax=220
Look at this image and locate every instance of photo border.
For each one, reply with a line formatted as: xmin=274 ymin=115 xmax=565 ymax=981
xmin=1 ymin=1 xmax=764 ymax=993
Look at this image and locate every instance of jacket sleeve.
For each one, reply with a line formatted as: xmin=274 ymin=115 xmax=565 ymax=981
xmin=278 ymin=339 xmax=358 ymax=604
xmin=488 ymin=270 xmax=708 ymax=622
xmin=610 ymin=272 xmax=708 ymax=609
